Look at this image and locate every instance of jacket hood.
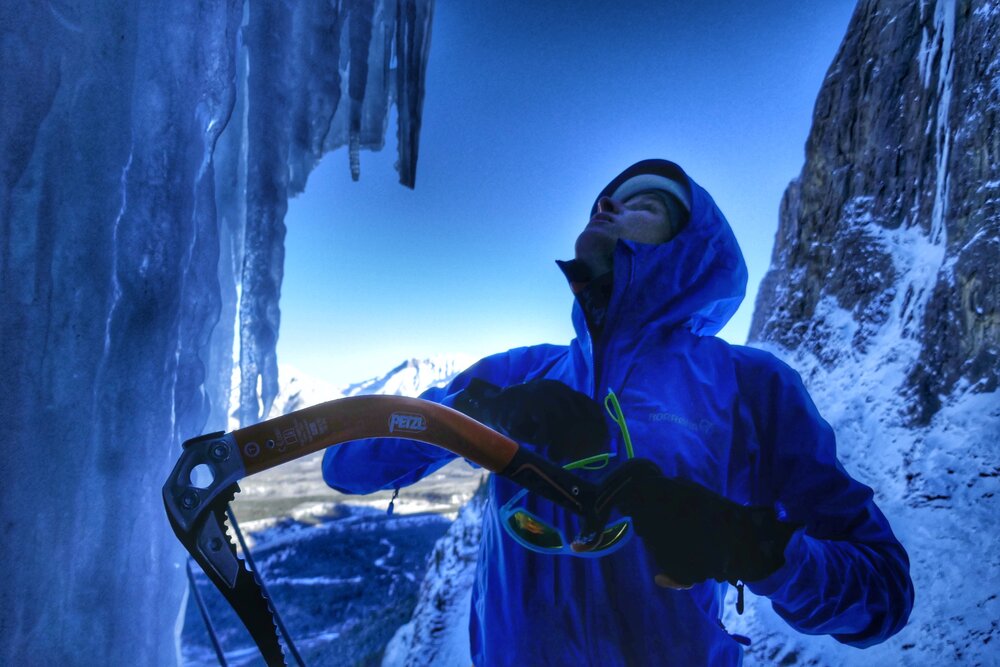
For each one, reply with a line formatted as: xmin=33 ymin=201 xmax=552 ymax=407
xmin=584 ymin=159 xmax=747 ymax=337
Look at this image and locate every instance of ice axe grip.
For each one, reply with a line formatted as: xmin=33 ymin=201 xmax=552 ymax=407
xmin=231 ymin=396 xmax=600 ymax=516
xmin=231 ymin=395 xmax=520 ymax=475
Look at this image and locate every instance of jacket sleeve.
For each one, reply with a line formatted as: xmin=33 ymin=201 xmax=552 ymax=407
xmin=322 ymin=347 xmax=555 ymax=495
xmin=737 ymin=351 xmax=914 ymax=648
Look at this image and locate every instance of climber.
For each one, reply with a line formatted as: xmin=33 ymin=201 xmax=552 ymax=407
xmin=322 ymin=159 xmax=914 ymax=665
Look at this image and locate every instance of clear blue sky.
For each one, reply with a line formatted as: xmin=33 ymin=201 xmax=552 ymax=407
xmin=277 ymin=0 xmax=858 ymax=387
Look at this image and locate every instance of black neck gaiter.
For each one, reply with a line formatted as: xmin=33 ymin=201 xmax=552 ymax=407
xmin=557 ymin=259 xmax=614 ymax=339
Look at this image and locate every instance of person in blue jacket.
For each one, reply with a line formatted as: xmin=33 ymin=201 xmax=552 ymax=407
xmin=323 ymin=159 xmax=914 ymax=665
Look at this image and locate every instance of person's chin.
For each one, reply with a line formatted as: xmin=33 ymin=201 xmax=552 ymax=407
xmin=576 ymin=230 xmax=618 ymax=250
xmin=576 ymin=227 xmax=616 ymax=254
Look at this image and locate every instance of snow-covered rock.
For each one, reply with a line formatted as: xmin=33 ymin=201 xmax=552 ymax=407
xmin=738 ymin=1 xmax=1000 ymax=664
xmin=381 ymin=485 xmax=486 ymax=667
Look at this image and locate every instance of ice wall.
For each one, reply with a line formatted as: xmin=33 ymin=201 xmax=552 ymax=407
xmin=0 ymin=0 xmax=433 ymax=664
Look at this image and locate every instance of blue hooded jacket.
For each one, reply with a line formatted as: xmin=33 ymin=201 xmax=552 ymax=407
xmin=323 ymin=161 xmax=913 ymax=665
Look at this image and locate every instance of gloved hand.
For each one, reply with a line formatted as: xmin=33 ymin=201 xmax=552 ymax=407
xmin=453 ymin=378 xmax=609 ymax=460
xmin=615 ymin=460 xmax=800 ymax=587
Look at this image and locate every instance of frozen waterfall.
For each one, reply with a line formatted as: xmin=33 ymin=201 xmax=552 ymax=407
xmin=0 ymin=0 xmax=433 ymax=664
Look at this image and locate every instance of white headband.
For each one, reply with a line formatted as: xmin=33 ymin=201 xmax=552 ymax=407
xmin=610 ymin=173 xmax=691 ymax=213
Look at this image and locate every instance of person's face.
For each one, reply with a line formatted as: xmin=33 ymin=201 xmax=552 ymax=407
xmin=575 ymin=192 xmax=675 ymax=271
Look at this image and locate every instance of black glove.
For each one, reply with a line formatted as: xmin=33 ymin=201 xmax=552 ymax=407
xmin=616 ymin=460 xmax=800 ymax=586
xmin=453 ymin=378 xmax=609 ymax=460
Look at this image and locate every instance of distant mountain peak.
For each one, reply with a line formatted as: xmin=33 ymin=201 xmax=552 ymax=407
xmin=228 ymin=355 xmax=476 ymax=428
xmin=339 ymin=354 xmax=476 ymax=400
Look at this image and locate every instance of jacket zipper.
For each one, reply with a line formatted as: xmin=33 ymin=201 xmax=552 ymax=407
xmin=590 ymin=246 xmax=633 ymax=400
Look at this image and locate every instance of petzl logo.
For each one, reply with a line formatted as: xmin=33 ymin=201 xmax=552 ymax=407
xmin=389 ymin=412 xmax=427 ymax=434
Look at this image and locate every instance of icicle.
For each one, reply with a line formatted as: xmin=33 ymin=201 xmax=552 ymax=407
xmin=394 ymin=0 xmax=434 ymax=188
xmin=350 ymin=131 xmax=361 ymax=180
xmin=238 ymin=0 xmax=292 ymax=427
xmin=348 ymin=0 xmax=374 ymax=182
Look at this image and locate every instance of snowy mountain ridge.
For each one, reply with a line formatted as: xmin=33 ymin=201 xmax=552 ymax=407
xmin=339 ymin=355 xmax=477 ymax=400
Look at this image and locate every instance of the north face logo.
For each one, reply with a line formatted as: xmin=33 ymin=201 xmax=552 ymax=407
xmin=649 ymin=411 xmax=715 ymax=436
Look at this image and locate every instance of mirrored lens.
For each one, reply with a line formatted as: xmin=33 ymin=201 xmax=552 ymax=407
xmin=507 ymin=511 xmax=564 ymax=550
xmin=570 ymin=519 xmax=631 ymax=553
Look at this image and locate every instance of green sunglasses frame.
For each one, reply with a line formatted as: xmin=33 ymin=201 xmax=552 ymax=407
xmin=498 ymin=389 xmax=636 ymax=557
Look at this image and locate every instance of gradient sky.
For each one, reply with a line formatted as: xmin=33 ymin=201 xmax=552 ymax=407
xmin=276 ymin=0 xmax=858 ymax=387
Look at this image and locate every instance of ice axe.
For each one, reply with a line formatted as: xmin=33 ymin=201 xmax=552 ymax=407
xmin=163 ymin=395 xmax=657 ymax=666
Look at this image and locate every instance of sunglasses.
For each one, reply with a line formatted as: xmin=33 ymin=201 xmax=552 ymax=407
xmin=499 ymin=389 xmax=635 ymax=557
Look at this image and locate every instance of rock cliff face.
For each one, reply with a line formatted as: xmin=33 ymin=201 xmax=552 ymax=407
xmin=742 ymin=1 xmax=999 ymax=664
xmin=750 ymin=0 xmax=998 ymax=426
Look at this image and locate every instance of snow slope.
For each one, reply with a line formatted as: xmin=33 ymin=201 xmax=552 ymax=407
xmin=381 ymin=487 xmax=486 ymax=667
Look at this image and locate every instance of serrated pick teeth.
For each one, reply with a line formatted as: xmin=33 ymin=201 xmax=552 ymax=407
xmin=218 ymin=498 xmax=291 ymax=666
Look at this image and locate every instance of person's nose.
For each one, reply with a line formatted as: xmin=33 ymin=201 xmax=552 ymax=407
xmin=596 ymin=196 xmax=621 ymax=214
